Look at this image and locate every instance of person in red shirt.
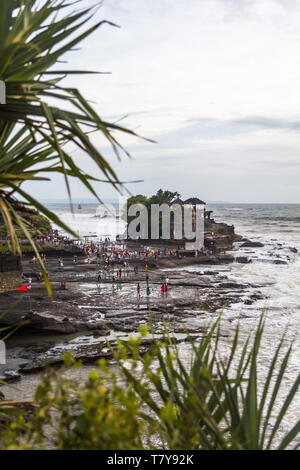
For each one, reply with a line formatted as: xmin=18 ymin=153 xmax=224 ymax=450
xmin=161 ymin=283 xmax=168 ymax=295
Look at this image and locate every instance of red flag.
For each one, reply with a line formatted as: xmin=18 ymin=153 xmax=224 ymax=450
xmin=18 ymin=285 xmax=28 ymax=292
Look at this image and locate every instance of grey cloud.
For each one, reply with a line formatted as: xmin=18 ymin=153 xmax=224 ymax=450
xmin=230 ymin=116 xmax=300 ymax=131
xmin=187 ymin=115 xmax=300 ymax=132
xmin=123 ymin=114 xmax=300 ymax=161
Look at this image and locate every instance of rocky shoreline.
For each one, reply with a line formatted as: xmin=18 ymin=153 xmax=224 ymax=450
xmin=0 ymin=247 xmax=267 ymax=382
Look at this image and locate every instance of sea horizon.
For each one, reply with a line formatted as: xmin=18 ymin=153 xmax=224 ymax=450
xmin=42 ymin=199 xmax=300 ymax=205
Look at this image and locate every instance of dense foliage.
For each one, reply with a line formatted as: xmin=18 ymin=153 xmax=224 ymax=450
xmin=127 ymin=189 xmax=181 ymax=210
xmin=0 ymin=209 xmax=51 ymax=240
xmin=1 ymin=315 xmax=299 ymax=450
xmin=126 ymin=189 xmax=182 ymax=239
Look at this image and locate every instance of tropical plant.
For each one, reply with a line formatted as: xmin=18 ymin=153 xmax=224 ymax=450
xmin=1 ymin=315 xmax=299 ymax=450
xmin=114 ymin=315 xmax=300 ymax=450
xmin=0 ymin=0 xmax=144 ymax=293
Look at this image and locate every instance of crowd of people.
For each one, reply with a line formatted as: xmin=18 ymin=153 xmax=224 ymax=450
xmin=27 ymin=246 xmax=173 ymax=300
xmin=24 ymin=234 xmax=218 ymax=299
xmin=94 ymin=258 xmax=168 ymax=300
xmin=34 ymin=229 xmax=214 ymax=260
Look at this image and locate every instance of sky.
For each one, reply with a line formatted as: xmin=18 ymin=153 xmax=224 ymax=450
xmin=28 ymin=0 xmax=300 ymax=203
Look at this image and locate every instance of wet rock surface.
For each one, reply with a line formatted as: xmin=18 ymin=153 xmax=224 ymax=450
xmin=0 ymin=252 xmax=266 ymax=380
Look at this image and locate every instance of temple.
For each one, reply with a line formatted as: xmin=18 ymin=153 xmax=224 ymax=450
xmin=126 ymin=195 xmax=241 ymax=254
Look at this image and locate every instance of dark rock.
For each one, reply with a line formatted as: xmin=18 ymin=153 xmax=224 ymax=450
xmin=251 ymin=293 xmax=264 ymax=300
xmin=235 ymin=256 xmax=251 ymax=264
xmin=197 ymin=270 xmax=220 ymax=275
xmin=93 ymin=329 xmax=109 ymax=337
xmin=218 ymin=282 xmax=247 ymax=289
xmin=241 ymin=241 xmax=264 ymax=248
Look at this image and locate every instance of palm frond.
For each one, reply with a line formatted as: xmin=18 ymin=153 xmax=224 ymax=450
xmin=0 ymin=0 xmax=149 ymax=294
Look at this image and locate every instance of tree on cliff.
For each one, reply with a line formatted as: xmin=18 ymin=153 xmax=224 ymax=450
xmin=127 ymin=190 xmax=181 ymax=210
xmin=0 ymin=0 xmax=144 ymax=293
xmin=148 ymin=189 xmax=181 ymax=205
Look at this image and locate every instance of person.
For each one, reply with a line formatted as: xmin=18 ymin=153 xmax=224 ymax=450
xmin=165 ymin=276 xmax=169 ymax=285
xmin=145 ymin=264 xmax=148 ymax=272
xmin=118 ymin=269 xmax=122 ymax=279
xmin=97 ymin=273 xmax=102 ymax=284
xmin=27 ymin=278 xmax=32 ymax=290
xmin=161 ymin=283 xmax=165 ymax=295
xmin=61 ymin=281 xmax=67 ymax=290
xmin=146 ymin=287 xmax=151 ymax=297
xmin=73 ymin=255 xmax=77 ymax=263
xmin=164 ymin=282 xmax=168 ymax=295
xmin=137 ymin=283 xmax=141 ymax=297
xmin=134 ymin=265 xmax=138 ymax=275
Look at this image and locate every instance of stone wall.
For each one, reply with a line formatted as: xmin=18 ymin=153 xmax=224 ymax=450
xmin=0 ymin=255 xmax=22 ymax=273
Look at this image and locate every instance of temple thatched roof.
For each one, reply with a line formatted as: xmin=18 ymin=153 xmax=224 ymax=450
xmin=171 ymin=197 xmax=184 ymax=205
xmin=184 ymin=197 xmax=206 ymax=205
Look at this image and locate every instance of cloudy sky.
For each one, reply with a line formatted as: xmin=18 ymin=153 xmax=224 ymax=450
xmin=30 ymin=0 xmax=300 ymax=203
